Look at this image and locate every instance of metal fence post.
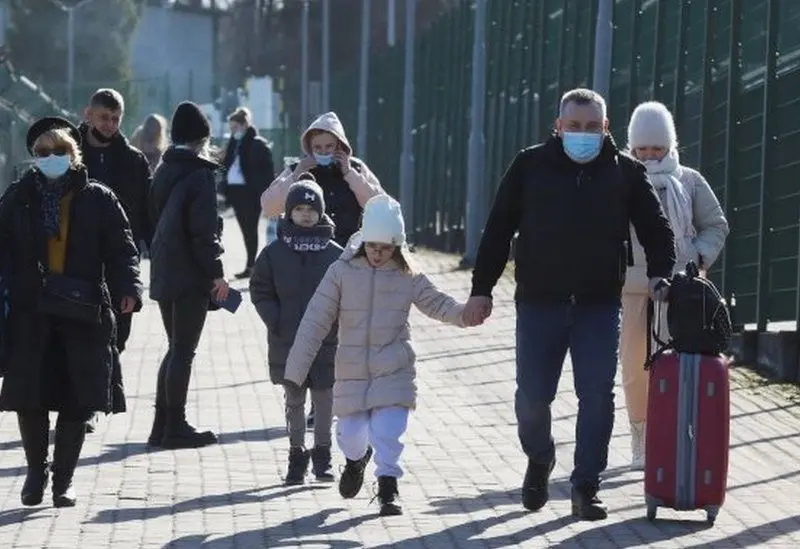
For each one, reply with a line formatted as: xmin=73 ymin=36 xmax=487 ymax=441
xmin=301 ymin=0 xmax=310 ymax=128
xmin=399 ymin=0 xmax=417 ymax=234
xmin=462 ymin=0 xmax=488 ymax=267
xmin=357 ymin=0 xmax=371 ymax=157
xmin=592 ymin=0 xmax=613 ymax=97
xmin=322 ymin=0 xmax=330 ymax=112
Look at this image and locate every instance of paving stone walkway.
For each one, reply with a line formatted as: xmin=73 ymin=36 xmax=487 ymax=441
xmin=1 ymin=218 xmax=799 ymax=548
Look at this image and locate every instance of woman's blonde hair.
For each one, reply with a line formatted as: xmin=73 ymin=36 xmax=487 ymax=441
xmin=32 ymin=128 xmax=83 ymax=168
xmin=132 ymin=113 xmax=168 ymax=153
xmin=354 ymin=243 xmax=412 ymax=274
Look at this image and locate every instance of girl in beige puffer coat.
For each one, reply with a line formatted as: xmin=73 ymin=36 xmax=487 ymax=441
xmin=284 ymin=194 xmax=467 ymax=516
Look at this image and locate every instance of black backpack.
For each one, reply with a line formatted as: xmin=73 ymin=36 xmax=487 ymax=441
xmin=646 ymin=261 xmax=732 ymax=367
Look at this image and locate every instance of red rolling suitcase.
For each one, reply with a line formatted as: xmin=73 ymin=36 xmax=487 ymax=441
xmin=643 ymin=302 xmax=730 ymax=525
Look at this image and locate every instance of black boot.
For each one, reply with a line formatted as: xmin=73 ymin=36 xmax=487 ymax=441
xmin=521 ymin=457 xmax=556 ymax=511
xmin=161 ymin=408 xmax=217 ymax=449
xmin=148 ymin=353 xmax=169 ymax=447
xmin=338 ymin=446 xmax=372 ymax=499
xmin=571 ymin=484 xmax=608 ymax=521
xmin=284 ymin=447 xmax=310 ymax=485
xmin=376 ymin=476 xmax=402 ymax=516
xmin=311 ymin=445 xmax=334 ymax=482
xmin=52 ymin=417 xmax=86 ymax=508
xmin=147 ymin=406 xmax=166 ymax=447
xmin=17 ymin=413 xmax=50 ymax=506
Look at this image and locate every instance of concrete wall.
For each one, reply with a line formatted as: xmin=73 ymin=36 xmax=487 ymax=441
xmin=128 ymin=5 xmax=214 ymax=122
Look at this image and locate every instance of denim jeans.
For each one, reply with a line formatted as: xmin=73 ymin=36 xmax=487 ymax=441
xmin=514 ymin=299 xmax=621 ymax=488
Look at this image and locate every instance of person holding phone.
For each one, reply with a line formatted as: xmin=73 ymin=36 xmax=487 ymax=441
xmin=147 ymin=101 xmax=229 ymax=449
xmin=260 ymin=112 xmax=384 ymax=248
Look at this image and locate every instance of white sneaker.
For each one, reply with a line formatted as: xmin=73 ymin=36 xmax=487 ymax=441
xmin=630 ymin=421 xmax=645 ymax=470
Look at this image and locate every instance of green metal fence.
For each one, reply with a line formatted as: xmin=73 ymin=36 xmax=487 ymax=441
xmin=329 ymin=0 xmax=800 ymax=329
xmin=0 ymin=61 xmax=75 ymax=194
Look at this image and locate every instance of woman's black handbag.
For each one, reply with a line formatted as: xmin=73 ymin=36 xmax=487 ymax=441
xmin=39 ymin=273 xmax=104 ymax=324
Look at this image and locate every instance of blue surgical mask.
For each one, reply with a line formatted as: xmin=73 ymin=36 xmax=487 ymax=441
xmin=562 ymin=132 xmax=604 ymax=164
xmin=233 ymin=131 xmax=244 ymax=140
xmin=35 ymin=154 xmax=71 ymax=179
xmin=313 ymin=153 xmax=334 ymax=166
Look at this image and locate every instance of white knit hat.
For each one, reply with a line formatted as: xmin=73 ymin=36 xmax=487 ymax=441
xmin=360 ymin=194 xmax=406 ymax=246
xmin=627 ymin=101 xmax=678 ymax=150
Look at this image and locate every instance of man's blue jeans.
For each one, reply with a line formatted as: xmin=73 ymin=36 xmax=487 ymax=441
xmin=515 ymin=299 xmax=620 ymax=488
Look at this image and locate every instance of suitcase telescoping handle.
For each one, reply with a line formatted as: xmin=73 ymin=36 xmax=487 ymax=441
xmin=645 ymin=283 xmax=671 ymax=370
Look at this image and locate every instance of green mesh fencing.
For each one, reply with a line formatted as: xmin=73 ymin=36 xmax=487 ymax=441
xmin=328 ymin=0 xmax=800 ymax=328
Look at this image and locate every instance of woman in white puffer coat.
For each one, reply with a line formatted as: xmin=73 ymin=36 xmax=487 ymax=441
xmin=621 ymin=101 xmax=730 ymax=470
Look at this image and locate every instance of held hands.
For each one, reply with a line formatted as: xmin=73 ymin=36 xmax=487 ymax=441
xmin=212 ymin=278 xmax=230 ymax=302
xmin=462 ymin=296 xmax=493 ymax=327
xmin=648 ymin=277 xmax=670 ymax=302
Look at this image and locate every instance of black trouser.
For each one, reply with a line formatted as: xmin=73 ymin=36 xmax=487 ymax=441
xmin=156 ymin=296 xmax=209 ymax=410
xmin=226 ymin=186 xmax=261 ymax=268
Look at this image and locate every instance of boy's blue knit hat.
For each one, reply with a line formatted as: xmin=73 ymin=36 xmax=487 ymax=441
xmin=285 ymin=172 xmax=325 ymax=218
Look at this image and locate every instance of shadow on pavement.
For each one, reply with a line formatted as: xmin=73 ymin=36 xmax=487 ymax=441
xmin=90 ymin=483 xmax=327 ymax=525
xmin=162 ymin=507 xmax=379 ymax=548
xmin=0 ymin=427 xmax=287 ymax=478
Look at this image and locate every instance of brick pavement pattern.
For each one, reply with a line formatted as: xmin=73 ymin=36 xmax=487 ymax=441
xmin=1 ymin=218 xmax=799 ymax=548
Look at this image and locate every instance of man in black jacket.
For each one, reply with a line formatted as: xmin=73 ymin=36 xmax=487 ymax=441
xmin=222 ymin=107 xmax=275 ymax=279
xmin=463 ymin=89 xmax=675 ymax=521
xmin=80 ymin=88 xmax=151 ymax=435
xmin=81 ymin=88 xmax=151 ymax=354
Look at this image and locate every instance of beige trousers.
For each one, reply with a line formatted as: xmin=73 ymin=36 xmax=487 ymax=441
xmin=620 ymin=293 xmax=669 ymax=423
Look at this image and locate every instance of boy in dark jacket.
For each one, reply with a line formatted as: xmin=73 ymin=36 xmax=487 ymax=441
xmin=250 ymin=173 xmax=342 ymax=485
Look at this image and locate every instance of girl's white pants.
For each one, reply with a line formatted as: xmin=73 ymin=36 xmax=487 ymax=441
xmin=336 ymin=406 xmax=410 ymax=478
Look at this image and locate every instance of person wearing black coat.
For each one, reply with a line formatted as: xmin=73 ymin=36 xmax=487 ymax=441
xmin=464 ymin=89 xmax=675 ymax=521
xmin=221 ymin=107 xmax=275 ymax=279
xmin=250 ymin=174 xmax=342 ymax=485
xmin=147 ymin=101 xmax=230 ymax=450
xmin=0 ymin=117 xmax=142 ymax=508
xmin=80 ymin=88 xmax=152 ymax=355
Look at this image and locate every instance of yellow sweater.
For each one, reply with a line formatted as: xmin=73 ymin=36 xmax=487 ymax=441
xmin=46 ymin=191 xmax=75 ymax=274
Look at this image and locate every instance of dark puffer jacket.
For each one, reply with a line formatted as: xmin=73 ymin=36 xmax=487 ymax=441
xmin=221 ymin=126 xmax=275 ymax=198
xmin=149 ymin=147 xmax=225 ymax=301
xmin=79 ymin=123 xmax=153 ymax=251
xmin=250 ymin=216 xmax=342 ymax=389
xmin=0 ymin=167 xmax=142 ymax=412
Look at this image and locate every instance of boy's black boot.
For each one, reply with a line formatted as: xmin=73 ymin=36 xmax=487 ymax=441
xmin=285 ymin=447 xmax=310 ymax=485
xmin=521 ymin=457 xmax=556 ymax=511
xmin=311 ymin=445 xmax=335 ymax=482
xmin=377 ymin=476 xmax=402 ymax=516
xmin=338 ymin=446 xmax=372 ymax=499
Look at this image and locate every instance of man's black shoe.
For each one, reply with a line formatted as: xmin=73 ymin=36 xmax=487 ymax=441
xmin=571 ymin=484 xmax=608 ymax=521
xmin=521 ymin=457 xmax=555 ymax=511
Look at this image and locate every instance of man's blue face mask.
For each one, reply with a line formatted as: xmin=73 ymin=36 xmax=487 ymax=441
xmin=562 ymin=132 xmax=604 ymax=164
